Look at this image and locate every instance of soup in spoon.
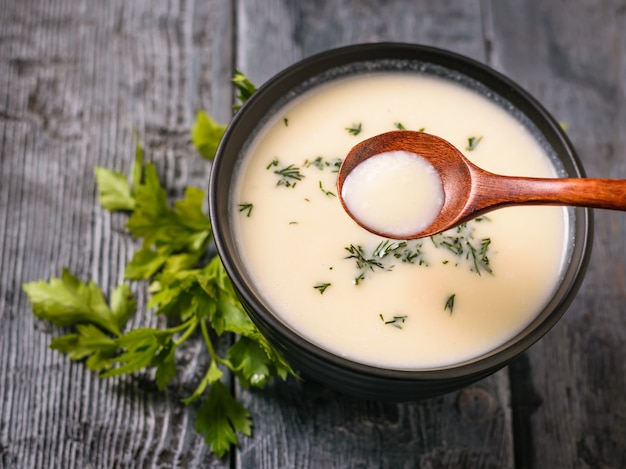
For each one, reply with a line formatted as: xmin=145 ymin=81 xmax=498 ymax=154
xmin=340 ymin=150 xmax=444 ymax=239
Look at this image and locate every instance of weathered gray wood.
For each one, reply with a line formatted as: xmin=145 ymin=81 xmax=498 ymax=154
xmin=490 ymin=1 xmax=626 ymax=468
xmin=234 ymin=1 xmax=515 ymax=468
xmin=2 ymin=0 xmax=625 ymax=467
xmin=237 ymin=372 xmax=513 ymax=468
xmin=236 ymin=0 xmax=487 ymax=85
xmin=0 ymin=0 xmax=233 ymax=467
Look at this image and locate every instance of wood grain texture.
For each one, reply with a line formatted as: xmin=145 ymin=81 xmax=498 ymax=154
xmin=0 ymin=0 xmax=233 ymax=467
xmin=1 ymin=0 xmax=625 ymax=468
xmin=490 ymin=2 xmax=626 ymax=468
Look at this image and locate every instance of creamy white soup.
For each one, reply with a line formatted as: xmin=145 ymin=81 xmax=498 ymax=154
xmin=341 ymin=150 xmax=444 ymax=238
xmin=233 ymin=72 xmax=568 ymax=369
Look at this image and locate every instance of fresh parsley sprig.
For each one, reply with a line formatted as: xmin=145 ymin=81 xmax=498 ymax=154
xmin=23 ymin=72 xmax=295 ymax=459
xmin=232 ymin=69 xmax=258 ymax=110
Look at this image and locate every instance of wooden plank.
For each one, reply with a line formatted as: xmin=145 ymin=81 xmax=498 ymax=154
xmin=3 ymin=0 xmax=624 ymax=467
xmin=489 ymin=1 xmax=626 ymax=467
xmin=0 ymin=0 xmax=234 ymax=467
xmin=233 ymin=1 xmax=516 ymax=468
xmin=237 ymin=373 xmax=513 ymax=468
xmin=235 ymin=0 xmax=488 ymax=84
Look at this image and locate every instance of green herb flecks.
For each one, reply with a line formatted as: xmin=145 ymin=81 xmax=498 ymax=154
xmin=267 ymin=158 xmax=304 ymax=188
xmin=345 ymin=240 xmax=429 ymax=284
xmin=354 ymin=272 xmax=365 ymax=285
xmin=372 ymin=240 xmax=407 ymax=258
xmin=345 ymin=244 xmax=385 ymax=284
xmin=304 ymin=156 xmax=325 ymax=170
xmin=372 ymin=240 xmax=427 ymax=265
xmin=430 ymin=220 xmax=494 ymax=275
xmin=445 ymin=294 xmax=456 ymax=314
xmin=238 ymin=203 xmax=254 ymax=217
xmin=345 ymin=122 xmax=362 ymax=136
xmin=314 ymin=283 xmax=331 ymax=294
xmin=345 ymin=244 xmax=385 ymax=270
xmin=319 ymin=181 xmax=336 ymax=197
xmin=303 ymin=156 xmax=342 ymax=173
xmin=466 ymin=136 xmax=483 ymax=151
xmin=283 ymin=117 xmax=289 ymax=126
xmin=379 ymin=313 xmax=408 ymax=329
xmin=325 ymin=157 xmax=342 ymax=173
xmin=394 ymin=122 xmax=406 ymax=130
xmin=469 ymin=238 xmax=492 ymax=274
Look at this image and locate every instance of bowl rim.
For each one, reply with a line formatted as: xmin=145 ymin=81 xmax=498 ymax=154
xmin=209 ymin=42 xmax=593 ymax=382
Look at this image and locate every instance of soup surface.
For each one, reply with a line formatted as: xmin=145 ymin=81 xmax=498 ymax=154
xmin=233 ymin=72 xmax=568 ymax=369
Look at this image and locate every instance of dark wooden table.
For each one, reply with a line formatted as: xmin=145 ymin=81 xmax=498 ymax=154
xmin=1 ymin=1 xmax=625 ymax=467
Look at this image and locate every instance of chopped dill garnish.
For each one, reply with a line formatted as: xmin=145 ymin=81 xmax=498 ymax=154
xmin=445 ymin=294 xmax=455 ymax=314
xmin=314 ymin=283 xmax=331 ymax=294
xmin=284 ymin=117 xmax=289 ymax=126
xmin=345 ymin=241 xmax=428 ymax=284
xmin=345 ymin=244 xmax=384 ymax=272
xmin=353 ymin=272 xmax=365 ymax=286
xmin=327 ymin=157 xmax=342 ymax=173
xmin=430 ymin=221 xmax=493 ymax=275
xmin=394 ymin=122 xmax=406 ymax=130
xmin=379 ymin=314 xmax=408 ymax=329
xmin=466 ymin=136 xmax=483 ymax=151
xmin=373 ymin=240 xmax=407 ymax=258
xmin=303 ymin=156 xmax=342 ymax=173
xmin=318 ymin=180 xmax=336 ymax=197
xmin=372 ymin=240 xmax=427 ymax=265
xmin=270 ymin=160 xmax=304 ymax=188
xmin=304 ymin=156 xmax=325 ymax=170
xmin=238 ymin=203 xmax=254 ymax=217
xmin=345 ymin=123 xmax=362 ymax=136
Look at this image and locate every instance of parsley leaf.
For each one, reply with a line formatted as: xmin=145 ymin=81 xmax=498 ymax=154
xmin=22 ymin=269 xmax=131 ymax=337
xmin=195 ymin=381 xmax=252 ymax=458
xmin=94 ymin=138 xmax=143 ymax=211
xmin=94 ymin=167 xmax=135 ymax=211
xmin=23 ymin=71 xmax=296 ymax=459
xmin=227 ymin=336 xmax=274 ymax=388
xmin=232 ymin=69 xmax=258 ymax=110
xmin=191 ymin=110 xmax=227 ymax=160
xmin=124 ymin=161 xmax=212 ymax=279
xmin=49 ymin=324 xmax=118 ymax=372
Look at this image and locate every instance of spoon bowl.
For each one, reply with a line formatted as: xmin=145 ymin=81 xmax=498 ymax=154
xmin=337 ymin=130 xmax=626 ymax=239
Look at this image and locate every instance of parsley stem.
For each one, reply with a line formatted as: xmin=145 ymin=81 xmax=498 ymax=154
xmin=199 ymin=318 xmax=231 ymax=367
xmin=173 ymin=318 xmax=199 ymax=347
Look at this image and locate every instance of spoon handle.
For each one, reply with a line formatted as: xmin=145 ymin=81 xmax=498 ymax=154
xmin=473 ymin=174 xmax=626 ymax=212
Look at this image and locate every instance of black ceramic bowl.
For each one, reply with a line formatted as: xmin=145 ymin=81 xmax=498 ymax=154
xmin=209 ymin=43 xmax=593 ymax=400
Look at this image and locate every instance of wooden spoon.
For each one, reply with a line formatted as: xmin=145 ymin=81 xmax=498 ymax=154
xmin=337 ymin=130 xmax=626 ymax=239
